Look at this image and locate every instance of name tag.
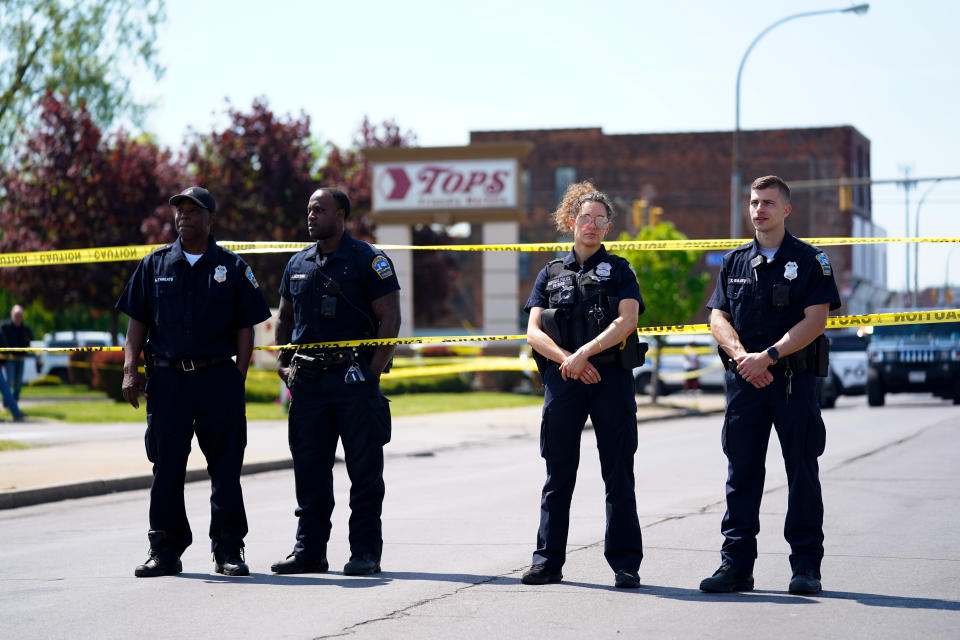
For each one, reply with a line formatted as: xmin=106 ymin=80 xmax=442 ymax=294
xmin=290 ymin=273 xmax=308 ymax=280
xmin=154 ymin=276 xmax=175 ymax=282
xmin=728 ymin=278 xmax=751 ymax=284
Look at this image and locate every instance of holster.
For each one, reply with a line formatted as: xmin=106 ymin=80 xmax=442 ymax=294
xmin=532 ymin=309 xmax=563 ymax=376
xmin=812 ymin=334 xmax=830 ymax=377
xmin=613 ymin=331 xmax=647 ymax=370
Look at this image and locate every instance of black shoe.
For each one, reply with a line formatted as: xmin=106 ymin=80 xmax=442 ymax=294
xmin=135 ymin=551 xmax=182 ymax=577
xmin=614 ymin=569 xmax=641 ymax=589
xmin=521 ymin=564 xmax=563 ymax=585
xmin=699 ymin=564 xmax=754 ymax=593
xmin=343 ymin=553 xmax=381 ymax=576
xmin=270 ymin=552 xmax=329 ymax=574
xmin=788 ymin=569 xmax=822 ymax=595
xmin=214 ymin=548 xmax=249 ymax=577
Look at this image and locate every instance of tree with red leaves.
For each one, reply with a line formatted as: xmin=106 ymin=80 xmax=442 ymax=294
xmin=0 ymin=91 xmax=181 ymax=339
xmin=143 ymin=98 xmax=318 ymax=303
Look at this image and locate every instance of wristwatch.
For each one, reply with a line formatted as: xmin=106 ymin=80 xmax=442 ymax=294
xmin=766 ymin=346 xmax=780 ymax=363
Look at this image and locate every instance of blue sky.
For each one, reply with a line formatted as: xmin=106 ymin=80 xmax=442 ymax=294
xmin=130 ymin=0 xmax=960 ymax=292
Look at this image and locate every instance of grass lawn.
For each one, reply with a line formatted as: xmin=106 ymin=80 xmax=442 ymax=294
xmin=22 ymin=392 xmax=543 ymax=423
xmin=21 ymin=384 xmax=105 ymax=399
xmin=0 ymin=440 xmax=32 ymax=451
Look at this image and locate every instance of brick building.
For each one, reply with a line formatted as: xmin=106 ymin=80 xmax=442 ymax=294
xmin=469 ymin=126 xmax=885 ymax=322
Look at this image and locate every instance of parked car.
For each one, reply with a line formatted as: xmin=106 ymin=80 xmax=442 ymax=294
xmin=633 ymin=334 xmax=725 ymax=395
xmin=866 ymin=311 xmax=960 ymax=406
xmin=23 ymin=331 xmax=124 ymax=384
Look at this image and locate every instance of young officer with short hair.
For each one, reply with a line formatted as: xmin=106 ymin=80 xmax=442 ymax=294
xmin=700 ymin=175 xmax=841 ymax=595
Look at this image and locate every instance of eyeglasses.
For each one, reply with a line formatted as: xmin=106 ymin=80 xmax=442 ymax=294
xmin=575 ymin=214 xmax=609 ymax=228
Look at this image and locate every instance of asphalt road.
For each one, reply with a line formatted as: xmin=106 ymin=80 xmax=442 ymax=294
xmin=1 ymin=394 xmax=957 ymax=639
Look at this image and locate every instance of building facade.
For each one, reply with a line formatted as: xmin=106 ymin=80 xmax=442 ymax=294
xmin=470 ymin=125 xmax=885 ymax=323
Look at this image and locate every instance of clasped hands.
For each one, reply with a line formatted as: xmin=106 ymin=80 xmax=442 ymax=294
xmin=558 ymin=347 xmax=601 ymax=384
xmin=735 ymin=352 xmax=774 ymax=388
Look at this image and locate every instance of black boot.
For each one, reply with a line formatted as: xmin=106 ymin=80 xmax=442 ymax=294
xmin=213 ymin=548 xmax=249 ymax=577
xmin=699 ymin=564 xmax=754 ymax=593
xmin=788 ymin=569 xmax=822 ymax=595
xmin=271 ymin=552 xmax=329 ymax=574
xmin=135 ymin=531 xmax=182 ymax=578
xmin=343 ymin=553 xmax=381 ymax=576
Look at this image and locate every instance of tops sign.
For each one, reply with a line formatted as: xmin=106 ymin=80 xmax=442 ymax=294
xmin=372 ymin=158 xmax=519 ymax=211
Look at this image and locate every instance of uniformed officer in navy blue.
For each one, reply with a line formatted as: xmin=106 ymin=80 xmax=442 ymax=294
xmin=521 ymin=181 xmax=645 ymax=589
xmin=700 ymin=175 xmax=841 ymax=595
xmin=117 ymin=186 xmax=271 ymax=578
xmin=270 ymin=188 xmax=401 ymax=577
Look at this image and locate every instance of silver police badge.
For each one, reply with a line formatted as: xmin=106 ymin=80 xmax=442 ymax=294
xmin=214 ymin=265 xmax=228 ymax=283
xmin=596 ymin=262 xmax=612 ymax=277
xmin=784 ymin=261 xmax=798 ymax=281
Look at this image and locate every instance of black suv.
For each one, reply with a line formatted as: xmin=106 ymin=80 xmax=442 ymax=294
xmin=866 ymin=315 xmax=960 ymax=406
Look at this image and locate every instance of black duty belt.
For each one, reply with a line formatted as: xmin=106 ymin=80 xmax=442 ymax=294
xmin=151 ymin=356 xmax=234 ymax=372
xmin=291 ymin=348 xmax=357 ymax=374
xmin=719 ymin=345 xmax=810 ymax=373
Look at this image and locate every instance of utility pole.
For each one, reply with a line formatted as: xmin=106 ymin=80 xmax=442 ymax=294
xmin=899 ymin=166 xmax=915 ymax=306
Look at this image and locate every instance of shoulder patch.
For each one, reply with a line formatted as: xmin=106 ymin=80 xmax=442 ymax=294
xmin=372 ymin=255 xmax=394 ymax=279
xmin=244 ymin=265 xmax=260 ymax=288
xmin=815 ymin=252 xmax=832 ymax=276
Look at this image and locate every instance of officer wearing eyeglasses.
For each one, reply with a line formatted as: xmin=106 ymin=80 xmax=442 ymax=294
xmin=270 ymin=188 xmax=401 ymax=577
xmin=521 ymin=181 xmax=646 ymax=589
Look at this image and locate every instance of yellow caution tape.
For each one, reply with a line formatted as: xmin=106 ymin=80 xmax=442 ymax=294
xmin=5 ymin=309 xmax=959 ymax=355
xmin=384 ymin=357 xmax=537 ymax=379
xmin=3 ymin=237 xmax=960 ymax=268
xmin=657 ymin=363 xmax=725 ymax=382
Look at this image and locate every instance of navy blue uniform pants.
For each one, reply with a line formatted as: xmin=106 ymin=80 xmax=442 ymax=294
xmin=287 ymin=365 xmax=391 ymax=561
xmin=720 ymin=369 xmax=826 ymax=575
xmin=533 ymin=363 xmax=643 ymax=573
xmin=144 ymin=363 xmax=248 ymax=553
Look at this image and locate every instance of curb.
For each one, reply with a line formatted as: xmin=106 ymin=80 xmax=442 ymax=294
xmin=0 ymin=459 xmax=294 ymax=511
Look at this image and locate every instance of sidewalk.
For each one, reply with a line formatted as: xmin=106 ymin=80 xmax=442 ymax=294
xmin=0 ymin=393 xmax=725 ymax=510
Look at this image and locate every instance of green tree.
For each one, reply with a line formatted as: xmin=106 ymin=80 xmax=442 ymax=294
xmin=0 ymin=0 xmax=165 ymax=152
xmin=613 ymin=223 xmax=710 ymax=402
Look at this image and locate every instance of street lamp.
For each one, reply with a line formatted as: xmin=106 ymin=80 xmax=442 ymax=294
xmin=945 ymin=246 xmax=959 ymax=306
xmin=731 ymin=4 xmax=870 ymax=240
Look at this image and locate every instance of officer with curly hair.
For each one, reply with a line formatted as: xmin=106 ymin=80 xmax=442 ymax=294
xmin=521 ymin=181 xmax=646 ymax=589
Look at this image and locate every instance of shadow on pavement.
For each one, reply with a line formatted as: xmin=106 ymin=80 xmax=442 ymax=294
xmin=162 ymin=574 xmax=960 ymax=609
xmin=818 ymin=590 xmax=960 ymax=611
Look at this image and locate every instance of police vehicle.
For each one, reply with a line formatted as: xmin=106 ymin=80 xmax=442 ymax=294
xmin=866 ymin=311 xmax=960 ymax=406
xmin=633 ymin=334 xmax=725 ymax=395
xmin=827 ymin=328 xmax=869 ymax=395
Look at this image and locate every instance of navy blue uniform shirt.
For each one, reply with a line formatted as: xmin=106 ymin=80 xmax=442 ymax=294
xmin=525 ymin=246 xmax=643 ymax=314
xmin=279 ymin=232 xmax=400 ymax=344
xmin=707 ymin=230 xmax=841 ymax=352
xmin=116 ymin=236 xmax=272 ymax=359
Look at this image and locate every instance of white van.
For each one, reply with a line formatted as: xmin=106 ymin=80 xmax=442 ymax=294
xmin=23 ymin=331 xmax=124 ymax=383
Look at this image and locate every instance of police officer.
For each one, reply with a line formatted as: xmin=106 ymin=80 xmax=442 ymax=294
xmin=700 ymin=175 xmax=841 ymax=595
xmin=117 ymin=186 xmax=271 ymax=578
xmin=270 ymin=188 xmax=400 ymax=577
xmin=521 ymin=181 xmax=645 ymax=589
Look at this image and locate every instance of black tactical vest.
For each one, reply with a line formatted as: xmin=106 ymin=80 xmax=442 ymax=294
xmin=541 ymin=259 xmax=621 ymax=355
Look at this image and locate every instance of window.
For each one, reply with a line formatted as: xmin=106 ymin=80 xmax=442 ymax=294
xmin=554 ymin=167 xmax=576 ymax=204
